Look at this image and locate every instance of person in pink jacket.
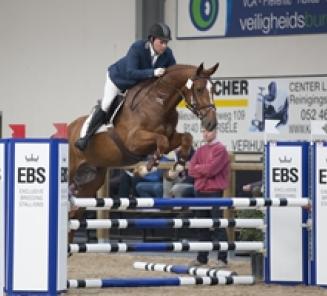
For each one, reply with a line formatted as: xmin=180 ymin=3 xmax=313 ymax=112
xmin=188 ymin=126 xmax=230 ymax=266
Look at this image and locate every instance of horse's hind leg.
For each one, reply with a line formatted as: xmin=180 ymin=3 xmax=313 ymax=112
xmin=168 ymin=131 xmax=184 ymax=152
xmin=69 ymin=166 xmax=107 ymax=243
xmin=68 ymin=208 xmax=85 ymax=244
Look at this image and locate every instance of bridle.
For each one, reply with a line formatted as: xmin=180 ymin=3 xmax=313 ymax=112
xmin=183 ymin=76 xmax=216 ymax=120
xmin=158 ymin=73 xmax=216 ymax=120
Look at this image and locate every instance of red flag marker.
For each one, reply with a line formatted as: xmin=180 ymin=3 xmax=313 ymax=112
xmin=52 ymin=123 xmax=68 ymax=139
xmin=9 ymin=124 xmax=26 ymax=138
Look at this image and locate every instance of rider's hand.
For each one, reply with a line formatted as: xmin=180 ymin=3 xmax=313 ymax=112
xmin=154 ymin=68 xmax=165 ymax=77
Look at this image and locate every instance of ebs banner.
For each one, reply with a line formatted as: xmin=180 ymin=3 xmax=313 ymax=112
xmin=177 ymin=0 xmax=327 ymax=39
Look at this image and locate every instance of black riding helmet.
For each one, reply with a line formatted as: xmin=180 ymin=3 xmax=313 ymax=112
xmin=148 ymin=23 xmax=172 ymax=41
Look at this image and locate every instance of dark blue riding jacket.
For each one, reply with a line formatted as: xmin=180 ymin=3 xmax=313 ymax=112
xmin=108 ymin=40 xmax=176 ymax=92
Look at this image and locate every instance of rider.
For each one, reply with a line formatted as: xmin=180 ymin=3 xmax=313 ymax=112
xmin=75 ymin=22 xmax=176 ymax=151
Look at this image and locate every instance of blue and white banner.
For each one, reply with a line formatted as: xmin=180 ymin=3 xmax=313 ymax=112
xmin=177 ymin=0 xmax=327 ymax=39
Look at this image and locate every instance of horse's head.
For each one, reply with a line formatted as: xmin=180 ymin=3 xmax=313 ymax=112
xmin=183 ymin=63 xmax=219 ymax=131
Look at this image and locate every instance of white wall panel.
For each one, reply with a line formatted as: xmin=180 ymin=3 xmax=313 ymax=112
xmin=0 ymin=0 xmax=136 ymax=137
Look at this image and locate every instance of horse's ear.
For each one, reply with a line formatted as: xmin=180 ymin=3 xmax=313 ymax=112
xmin=206 ymin=63 xmax=219 ymax=76
xmin=196 ymin=63 xmax=204 ymax=76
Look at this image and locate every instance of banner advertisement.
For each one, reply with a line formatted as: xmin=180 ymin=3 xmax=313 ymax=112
xmin=13 ymin=143 xmax=50 ymax=290
xmin=265 ymin=142 xmax=308 ymax=284
xmin=177 ymin=75 xmax=327 ymax=152
xmin=311 ymin=142 xmax=327 ymax=286
xmin=177 ymin=0 xmax=327 ymax=39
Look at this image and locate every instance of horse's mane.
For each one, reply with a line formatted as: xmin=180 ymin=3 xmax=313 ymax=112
xmin=124 ymin=64 xmax=199 ymax=110
xmin=166 ymin=64 xmax=197 ymax=74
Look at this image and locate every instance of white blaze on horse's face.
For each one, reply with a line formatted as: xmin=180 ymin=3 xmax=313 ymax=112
xmin=206 ymin=80 xmax=214 ymax=103
xmin=185 ymin=79 xmax=193 ymax=89
xmin=206 ymin=80 xmax=212 ymax=94
xmin=185 ymin=79 xmax=195 ymax=105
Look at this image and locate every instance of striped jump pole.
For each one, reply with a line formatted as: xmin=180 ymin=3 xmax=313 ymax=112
xmin=133 ymin=261 xmax=236 ymax=277
xmin=68 ymin=241 xmax=264 ymax=253
xmin=67 ymin=275 xmax=255 ymax=288
xmin=70 ymin=196 xmax=309 ymax=210
xmin=69 ymin=218 xmax=265 ymax=230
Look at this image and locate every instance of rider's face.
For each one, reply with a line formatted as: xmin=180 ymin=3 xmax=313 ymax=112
xmin=152 ymin=38 xmax=168 ymax=55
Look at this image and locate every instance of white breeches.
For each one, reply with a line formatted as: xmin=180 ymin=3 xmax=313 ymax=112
xmin=100 ymin=72 xmax=120 ymax=111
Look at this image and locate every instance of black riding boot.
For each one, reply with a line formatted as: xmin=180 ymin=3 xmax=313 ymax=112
xmin=75 ymin=106 xmax=107 ymax=151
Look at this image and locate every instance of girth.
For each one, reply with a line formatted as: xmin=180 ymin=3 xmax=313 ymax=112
xmin=107 ymin=128 xmax=145 ymax=165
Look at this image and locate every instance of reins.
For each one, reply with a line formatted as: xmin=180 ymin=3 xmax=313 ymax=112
xmin=128 ymin=65 xmax=216 ymax=120
xmin=186 ymin=76 xmax=216 ymax=120
xmin=158 ymin=69 xmax=216 ymax=120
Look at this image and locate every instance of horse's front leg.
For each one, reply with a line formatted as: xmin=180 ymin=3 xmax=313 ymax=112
xmin=132 ymin=130 xmax=170 ymax=176
xmin=164 ymin=131 xmax=189 ymax=180
xmin=168 ymin=131 xmax=184 ymax=151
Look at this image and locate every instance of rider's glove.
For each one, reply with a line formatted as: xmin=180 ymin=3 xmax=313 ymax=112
xmin=154 ymin=68 xmax=165 ymax=77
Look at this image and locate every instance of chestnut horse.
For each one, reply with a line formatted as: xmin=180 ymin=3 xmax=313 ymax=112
xmin=68 ymin=63 xmax=218 ymax=199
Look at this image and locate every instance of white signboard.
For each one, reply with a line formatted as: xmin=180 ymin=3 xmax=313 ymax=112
xmin=266 ymin=142 xmax=308 ymax=284
xmin=13 ymin=143 xmax=50 ymax=290
xmin=177 ymin=76 xmax=327 ymax=151
xmin=312 ymin=142 xmax=327 ymax=286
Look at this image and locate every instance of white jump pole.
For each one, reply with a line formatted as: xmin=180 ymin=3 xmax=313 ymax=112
xmin=265 ymin=141 xmax=309 ymax=285
xmin=0 ymin=140 xmax=6 ymax=296
xmin=310 ymin=142 xmax=327 ymax=286
xmin=4 ymin=139 xmax=68 ymax=296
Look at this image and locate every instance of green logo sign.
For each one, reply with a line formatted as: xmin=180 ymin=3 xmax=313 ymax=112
xmin=189 ymin=0 xmax=219 ymax=31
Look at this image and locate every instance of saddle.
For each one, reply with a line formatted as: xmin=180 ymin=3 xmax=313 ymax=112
xmin=104 ymin=94 xmax=125 ymax=124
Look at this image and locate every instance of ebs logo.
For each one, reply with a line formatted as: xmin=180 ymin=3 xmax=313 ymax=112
xmin=189 ymin=0 xmax=219 ymax=31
